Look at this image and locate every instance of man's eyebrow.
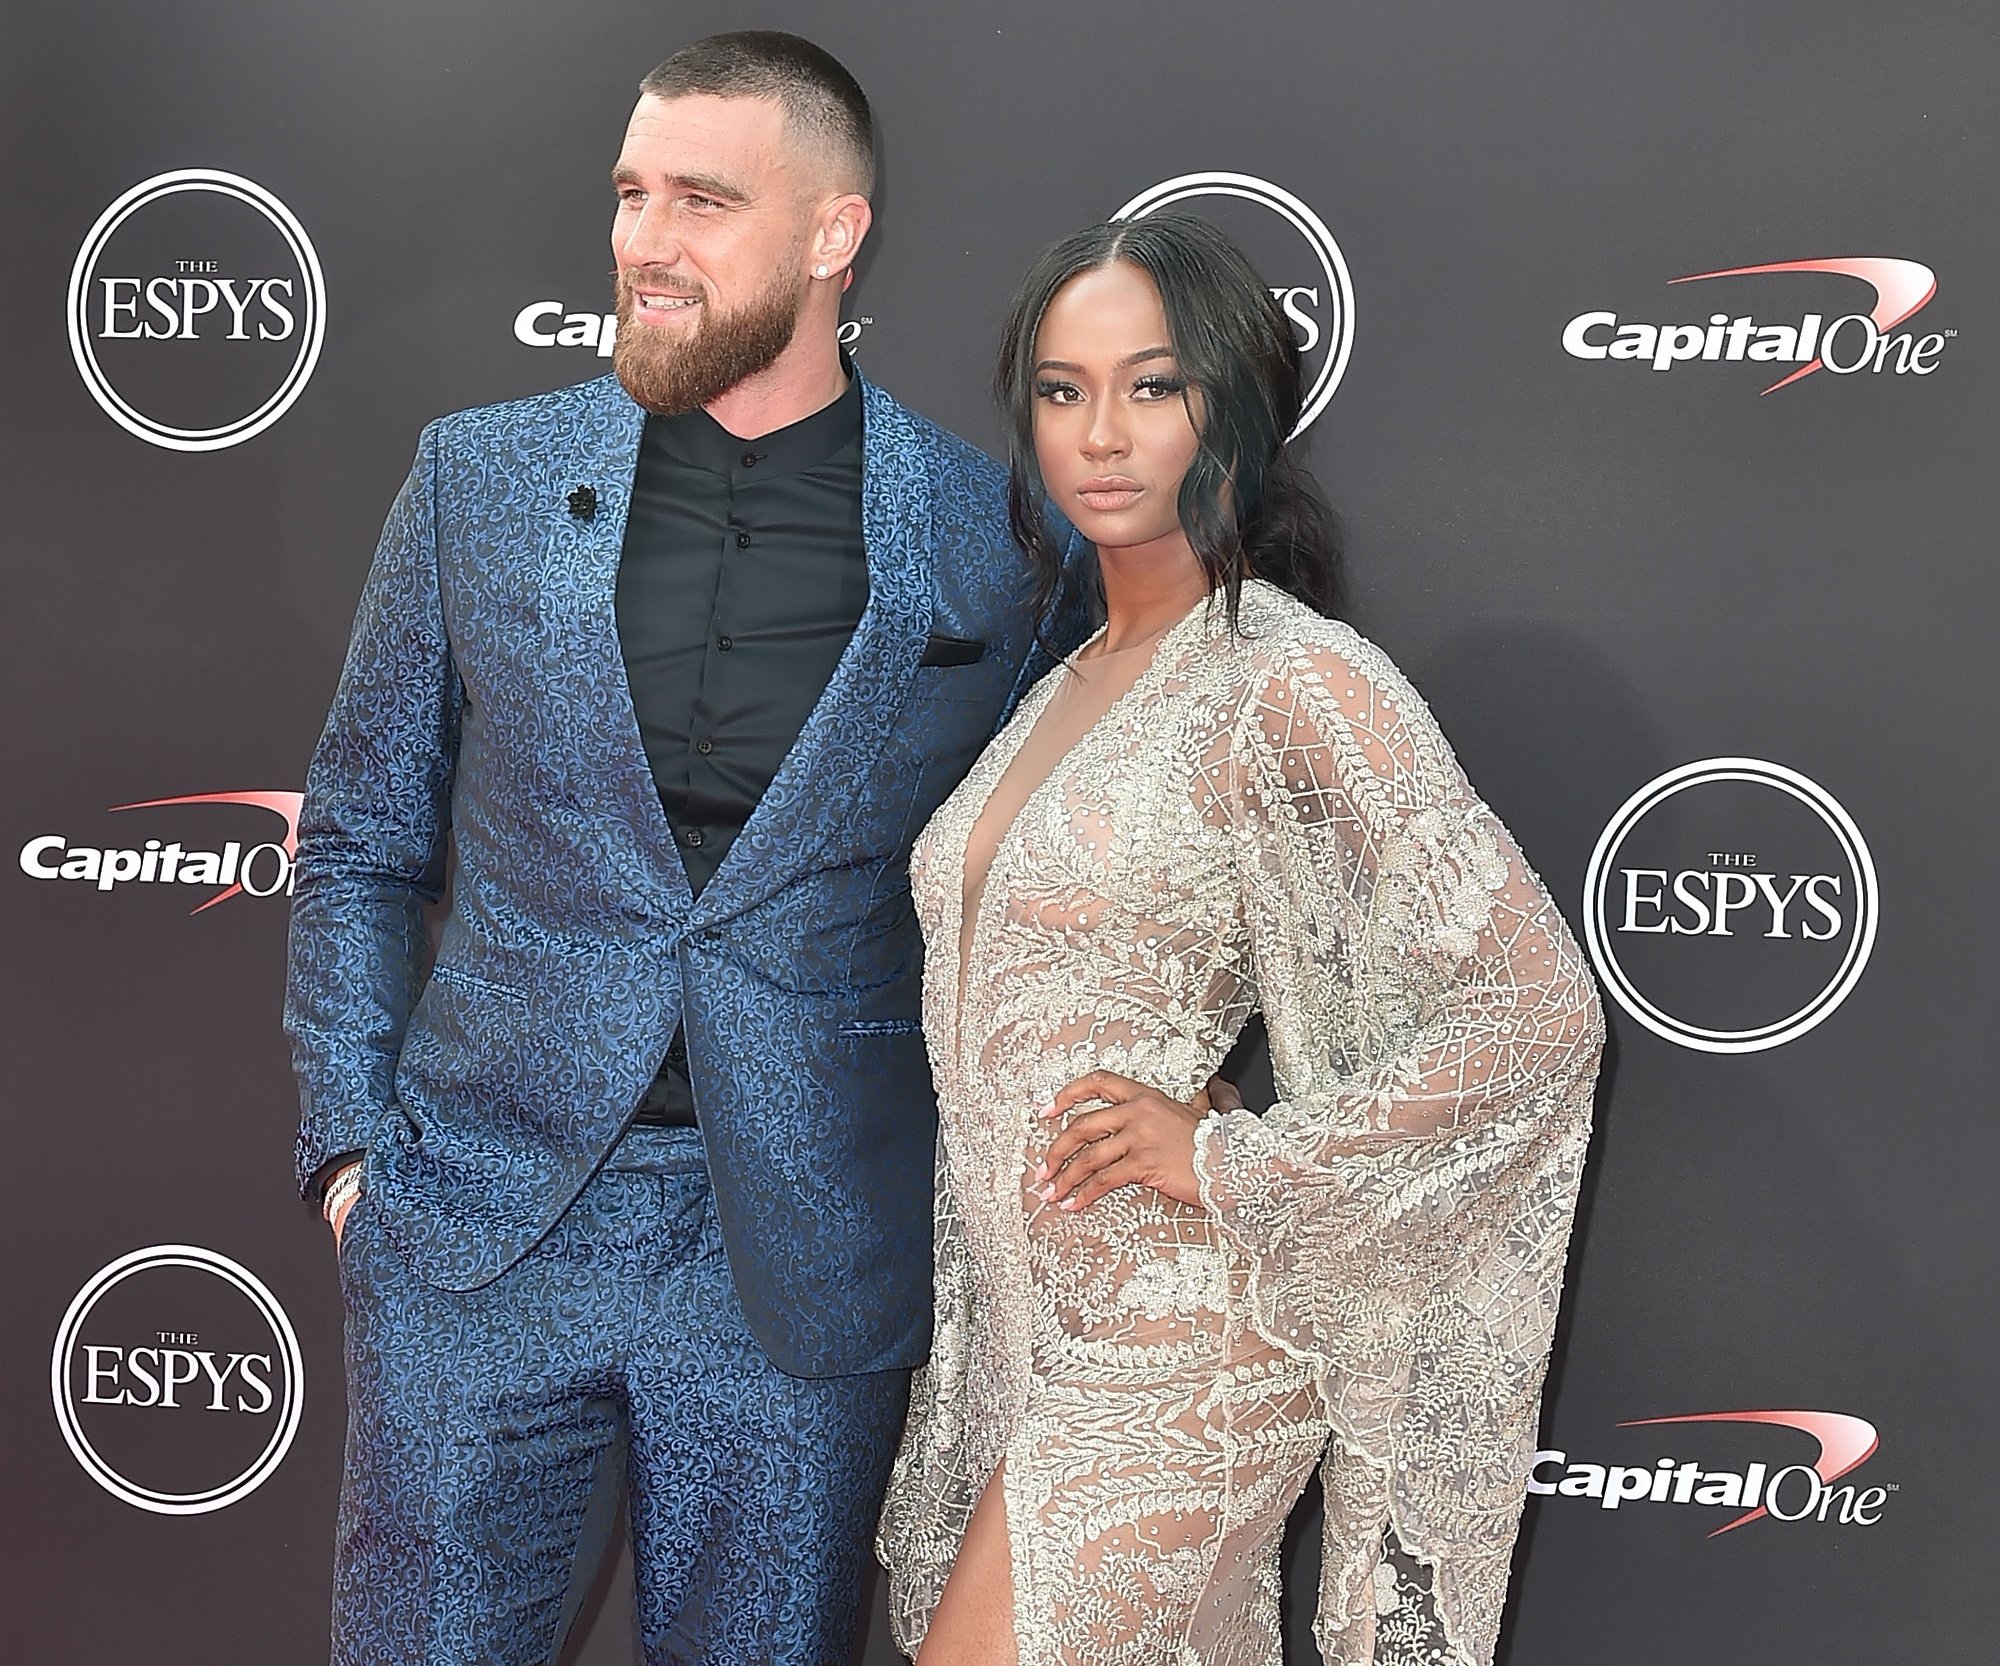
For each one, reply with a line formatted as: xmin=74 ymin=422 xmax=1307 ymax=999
xmin=1032 ymin=347 xmax=1177 ymax=373
xmin=610 ymin=164 xmax=750 ymax=204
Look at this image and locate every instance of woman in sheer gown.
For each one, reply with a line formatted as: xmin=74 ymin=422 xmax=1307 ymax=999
xmin=877 ymin=214 xmax=1603 ymax=1666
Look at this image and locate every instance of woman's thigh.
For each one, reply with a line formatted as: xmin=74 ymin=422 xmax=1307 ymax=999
xmin=1006 ymin=1355 xmax=1326 ymax=1662
xmin=917 ymin=1460 xmax=1019 ymax=1666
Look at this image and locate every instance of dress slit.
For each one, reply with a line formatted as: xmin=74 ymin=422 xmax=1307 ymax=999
xmin=917 ymin=1457 xmax=1022 ymax=1666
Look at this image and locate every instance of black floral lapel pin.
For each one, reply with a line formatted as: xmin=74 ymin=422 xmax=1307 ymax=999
xmin=567 ymin=485 xmax=598 ymax=521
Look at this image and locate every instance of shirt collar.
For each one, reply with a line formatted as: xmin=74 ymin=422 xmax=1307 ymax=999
xmin=648 ymin=355 xmax=863 ymax=480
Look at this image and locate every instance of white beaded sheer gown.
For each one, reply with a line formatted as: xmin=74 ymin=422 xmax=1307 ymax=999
xmin=878 ymin=579 xmax=1603 ymax=1666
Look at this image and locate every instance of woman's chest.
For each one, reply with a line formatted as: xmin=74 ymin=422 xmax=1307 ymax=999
xmin=919 ymin=698 xmax=1243 ymax=955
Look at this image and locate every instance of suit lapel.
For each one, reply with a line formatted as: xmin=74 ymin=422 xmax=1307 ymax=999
xmin=555 ymin=376 xmax=695 ymax=910
xmin=688 ymin=373 xmax=932 ymax=930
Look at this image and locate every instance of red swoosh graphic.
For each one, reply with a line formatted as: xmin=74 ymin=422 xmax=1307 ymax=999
xmin=1669 ymin=257 xmax=1936 ymax=394
xmin=108 ymin=790 xmax=304 ymax=914
xmin=1619 ymin=1409 xmax=1879 ymax=1536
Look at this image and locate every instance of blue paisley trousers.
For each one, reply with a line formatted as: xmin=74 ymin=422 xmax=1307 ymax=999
xmin=334 ymin=1126 xmax=909 ymax=1666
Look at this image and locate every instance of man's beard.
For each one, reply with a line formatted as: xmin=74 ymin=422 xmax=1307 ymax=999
xmin=612 ymin=259 xmax=809 ymax=416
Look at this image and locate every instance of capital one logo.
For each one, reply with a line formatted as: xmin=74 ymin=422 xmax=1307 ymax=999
xmin=52 ymin=1245 xmax=304 ymax=1514
xmin=1113 ymin=172 xmax=1355 ymax=436
xmin=1563 ymin=257 xmax=1949 ymax=393
xmin=514 ymin=300 xmax=875 ymax=357
xmin=1583 ymin=759 xmax=1877 ymax=1053
xmin=18 ymin=789 xmax=303 ymax=913
xmin=1531 ymin=1410 xmax=1890 ymax=1535
xmin=68 ymin=170 xmax=327 ymax=450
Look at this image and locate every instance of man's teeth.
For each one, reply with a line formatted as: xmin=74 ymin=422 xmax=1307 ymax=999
xmin=640 ymin=293 xmax=698 ymax=310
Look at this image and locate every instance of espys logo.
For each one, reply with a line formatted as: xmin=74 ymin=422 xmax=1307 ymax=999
xmin=18 ymin=790 xmax=303 ymax=913
xmin=1563 ymin=257 xmax=1949 ymax=393
xmin=68 ymin=170 xmax=326 ymax=450
xmin=1114 ymin=173 xmax=1354 ymax=436
xmin=1531 ymin=1410 xmax=1890 ymax=1535
xmin=1583 ymin=759 xmax=1877 ymax=1053
xmin=513 ymin=301 xmax=875 ymax=357
xmin=52 ymin=1245 xmax=304 ymax=1514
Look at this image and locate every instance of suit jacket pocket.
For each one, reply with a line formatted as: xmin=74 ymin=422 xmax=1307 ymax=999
xmin=428 ymin=962 xmax=530 ymax=1004
xmin=917 ymin=632 xmax=986 ymax=668
xmin=838 ymin=1018 xmax=924 ymax=1037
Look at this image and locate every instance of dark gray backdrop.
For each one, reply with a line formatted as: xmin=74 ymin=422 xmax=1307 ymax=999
xmin=4 ymin=1 xmax=1993 ymax=1661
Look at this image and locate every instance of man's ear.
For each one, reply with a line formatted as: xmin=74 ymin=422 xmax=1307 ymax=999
xmin=810 ymin=194 xmax=872 ymax=281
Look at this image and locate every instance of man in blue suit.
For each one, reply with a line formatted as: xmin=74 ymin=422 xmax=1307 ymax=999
xmin=287 ymin=32 xmax=1077 ymax=1666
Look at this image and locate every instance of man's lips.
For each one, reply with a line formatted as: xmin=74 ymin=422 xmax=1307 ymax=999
xmin=628 ymin=281 xmax=702 ymax=321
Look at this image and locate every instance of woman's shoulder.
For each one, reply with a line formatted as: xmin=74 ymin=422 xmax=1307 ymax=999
xmin=1206 ymin=581 xmax=1475 ymax=798
xmin=1216 ymin=580 xmax=1420 ymax=710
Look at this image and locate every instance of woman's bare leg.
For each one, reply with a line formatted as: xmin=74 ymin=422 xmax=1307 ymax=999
xmin=916 ymin=1460 xmax=1019 ymax=1666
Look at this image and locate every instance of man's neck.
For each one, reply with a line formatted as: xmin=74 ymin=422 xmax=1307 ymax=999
xmin=703 ymin=330 xmax=849 ymax=441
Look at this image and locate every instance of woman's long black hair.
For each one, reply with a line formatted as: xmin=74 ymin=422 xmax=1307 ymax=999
xmin=996 ymin=212 xmax=1344 ymax=636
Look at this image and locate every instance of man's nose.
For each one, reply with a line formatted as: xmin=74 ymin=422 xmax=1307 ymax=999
xmin=618 ymin=203 xmax=680 ymax=269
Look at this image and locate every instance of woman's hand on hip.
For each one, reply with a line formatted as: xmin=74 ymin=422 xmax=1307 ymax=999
xmin=1035 ymin=1071 xmax=1204 ymax=1211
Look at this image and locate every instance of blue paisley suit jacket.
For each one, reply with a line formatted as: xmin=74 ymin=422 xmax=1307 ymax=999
xmin=286 ymin=370 xmax=1063 ymax=1377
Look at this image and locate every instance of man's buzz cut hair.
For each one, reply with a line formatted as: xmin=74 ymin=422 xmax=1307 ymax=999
xmin=640 ymin=31 xmax=876 ymax=199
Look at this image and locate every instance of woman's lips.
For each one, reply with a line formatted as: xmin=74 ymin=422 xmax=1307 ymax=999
xmin=1076 ymin=479 xmax=1143 ymax=511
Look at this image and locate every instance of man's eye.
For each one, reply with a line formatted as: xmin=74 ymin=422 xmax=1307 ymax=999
xmin=685 ymin=194 xmax=723 ymax=211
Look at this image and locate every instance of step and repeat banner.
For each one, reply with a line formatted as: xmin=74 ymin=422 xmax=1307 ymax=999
xmin=2 ymin=1 xmax=1992 ymax=1661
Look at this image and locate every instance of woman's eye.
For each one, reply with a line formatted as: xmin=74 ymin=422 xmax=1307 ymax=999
xmin=1132 ymin=376 xmax=1187 ymax=400
xmin=1034 ymin=379 xmax=1082 ymax=404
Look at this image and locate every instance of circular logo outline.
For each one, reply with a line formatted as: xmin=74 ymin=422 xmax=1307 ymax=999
xmin=1113 ymin=171 xmax=1355 ymax=437
xmin=50 ymin=1243 xmax=305 ymax=1514
xmin=1582 ymin=758 xmax=1878 ymax=1054
xmin=67 ymin=169 xmax=326 ymax=452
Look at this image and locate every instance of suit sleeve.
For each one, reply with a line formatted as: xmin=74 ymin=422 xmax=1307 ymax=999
xmin=284 ymin=422 xmax=462 ymax=1196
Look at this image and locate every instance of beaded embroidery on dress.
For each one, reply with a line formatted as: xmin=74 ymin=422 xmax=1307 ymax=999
xmin=878 ymin=580 xmax=1602 ymax=1665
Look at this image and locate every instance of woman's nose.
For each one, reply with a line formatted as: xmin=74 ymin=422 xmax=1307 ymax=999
xmin=1082 ymin=406 xmax=1128 ymax=460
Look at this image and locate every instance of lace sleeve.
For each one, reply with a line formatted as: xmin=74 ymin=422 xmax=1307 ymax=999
xmin=1193 ymin=625 xmax=1602 ymax=1665
xmin=877 ymin=1130 xmax=975 ymax=1657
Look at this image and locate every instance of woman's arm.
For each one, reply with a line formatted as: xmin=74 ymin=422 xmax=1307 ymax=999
xmin=1195 ymin=624 xmax=1602 ymax=1363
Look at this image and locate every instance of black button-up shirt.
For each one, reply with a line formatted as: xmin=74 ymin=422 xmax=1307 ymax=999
xmin=616 ymin=371 xmax=868 ymax=1123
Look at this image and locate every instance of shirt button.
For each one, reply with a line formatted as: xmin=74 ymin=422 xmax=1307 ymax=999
xmin=735 ymin=530 xmax=752 ymax=549
xmin=684 ymin=828 xmax=705 ymax=847
xmin=717 ymin=635 xmax=733 ymax=651
xmin=740 ymin=451 xmax=759 ymax=469
xmin=695 ymin=737 xmax=713 ymax=755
